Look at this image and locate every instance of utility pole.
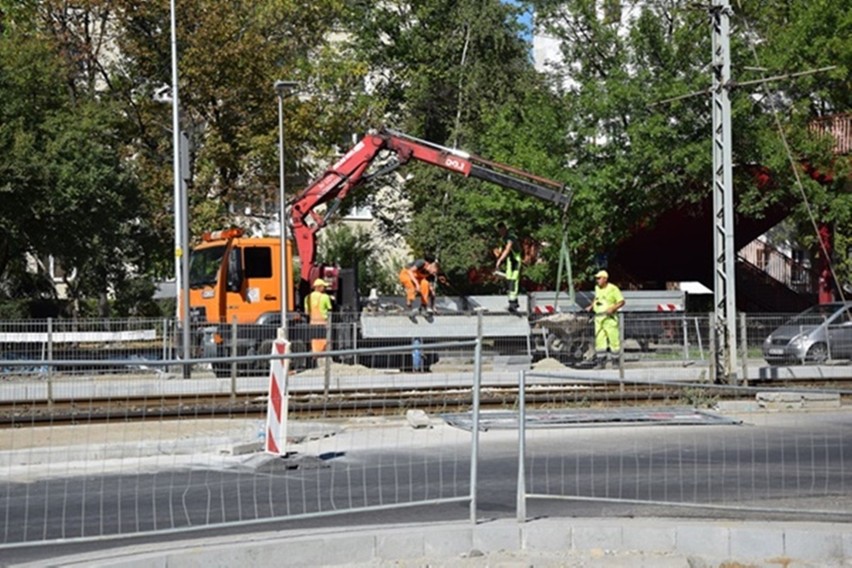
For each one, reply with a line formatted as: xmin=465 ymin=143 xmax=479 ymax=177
xmin=711 ymin=0 xmax=737 ymax=384
xmin=652 ymin=3 xmax=832 ymax=383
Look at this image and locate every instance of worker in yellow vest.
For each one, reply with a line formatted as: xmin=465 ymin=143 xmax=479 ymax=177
xmin=305 ymin=278 xmax=333 ymax=355
xmin=586 ymin=270 xmax=625 ymax=368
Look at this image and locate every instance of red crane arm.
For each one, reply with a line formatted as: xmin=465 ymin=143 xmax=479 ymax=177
xmin=290 ymin=128 xmax=570 ymax=284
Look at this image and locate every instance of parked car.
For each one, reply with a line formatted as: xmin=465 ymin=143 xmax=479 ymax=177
xmin=762 ymin=302 xmax=852 ymax=365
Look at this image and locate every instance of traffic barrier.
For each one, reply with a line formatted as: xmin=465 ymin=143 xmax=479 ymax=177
xmin=265 ymin=338 xmax=290 ymax=455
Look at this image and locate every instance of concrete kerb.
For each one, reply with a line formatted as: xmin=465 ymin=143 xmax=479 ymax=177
xmin=10 ymin=517 xmax=852 ymax=567
xmin=0 ymin=420 xmax=345 ymax=474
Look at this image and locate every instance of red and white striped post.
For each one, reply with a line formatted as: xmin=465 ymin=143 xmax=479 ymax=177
xmin=265 ymin=338 xmax=291 ymax=455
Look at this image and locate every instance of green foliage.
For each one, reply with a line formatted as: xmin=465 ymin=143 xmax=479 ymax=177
xmin=0 ymin=0 xmax=849 ymax=314
xmin=318 ymin=224 xmax=397 ymax=295
xmin=530 ymin=0 xmax=850 ymax=286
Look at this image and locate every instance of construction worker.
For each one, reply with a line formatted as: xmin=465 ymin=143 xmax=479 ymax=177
xmin=399 ymin=256 xmax=439 ymax=316
xmin=495 ymin=222 xmax=522 ymax=313
xmin=304 ymin=278 xmax=333 ymax=355
xmin=586 ymin=270 xmax=625 ymax=368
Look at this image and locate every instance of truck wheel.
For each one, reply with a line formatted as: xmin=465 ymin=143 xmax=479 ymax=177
xmin=254 ymin=340 xmax=275 ymax=372
xmin=289 ymin=340 xmax=308 ymax=371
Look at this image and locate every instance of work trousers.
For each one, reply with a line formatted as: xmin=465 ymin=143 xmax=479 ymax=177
xmin=505 ymin=258 xmax=520 ymax=301
xmin=399 ymin=269 xmax=430 ymax=306
xmin=594 ymin=314 xmax=621 ymax=355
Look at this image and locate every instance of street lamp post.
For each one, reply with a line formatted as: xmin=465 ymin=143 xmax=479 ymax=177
xmin=275 ymin=80 xmax=298 ymax=340
xmin=170 ymin=0 xmax=192 ymax=377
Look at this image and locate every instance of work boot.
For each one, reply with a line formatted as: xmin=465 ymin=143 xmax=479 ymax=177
xmin=595 ymin=357 xmax=607 ymax=369
xmin=507 ymin=299 xmax=520 ymax=314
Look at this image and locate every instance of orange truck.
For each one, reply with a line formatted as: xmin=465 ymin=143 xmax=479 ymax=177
xmin=188 ymin=128 xmax=570 ymax=376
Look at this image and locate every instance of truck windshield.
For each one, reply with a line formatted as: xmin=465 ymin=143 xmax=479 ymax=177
xmin=189 ymin=245 xmax=226 ymax=288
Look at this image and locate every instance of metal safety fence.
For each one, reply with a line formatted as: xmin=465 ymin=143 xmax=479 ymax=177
xmin=517 ymin=369 xmax=852 ymax=521
xmin=1 ymin=311 xmax=850 ymax=386
xmin=1 ymin=311 xmax=851 ymax=548
xmin=0 ymin=337 xmax=484 ymax=547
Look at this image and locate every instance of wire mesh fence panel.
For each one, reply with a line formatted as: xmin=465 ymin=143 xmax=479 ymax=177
xmin=0 ymin=337 xmax=480 ymax=546
xmin=518 ymin=372 xmax=852 ymax=520
xmin=0 ymin=318 xmax=172 ymax=379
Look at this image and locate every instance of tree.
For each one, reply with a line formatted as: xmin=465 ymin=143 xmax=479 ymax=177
xmin=0 ymin=0 xmax=376 ymax=310
xmin=0 ymin=19 xmax=153 ymax=315
xmin=530 ymin=0 xmax=850 ymax=285
xmin=318 ymin=224 xmax=398 ymax=296
xmin=344 ymin=0 xmax=574 ymax=291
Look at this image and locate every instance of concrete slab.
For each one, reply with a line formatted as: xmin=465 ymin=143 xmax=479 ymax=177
xmin=757 ymin=391 xmax=842 ymax=410
xmin=441 ymin=408 xmax=742 ymax=431
xmin=785 ymin=527 xmax=845 ymax=563
xmin=728 ymin=526 xmax=784 ymax=561
xmin=359 ymin=313 xmax=530 ymax=339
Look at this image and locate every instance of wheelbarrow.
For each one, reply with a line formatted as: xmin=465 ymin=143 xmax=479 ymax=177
xmin=534 ymin=312 xmax=594 ymax=362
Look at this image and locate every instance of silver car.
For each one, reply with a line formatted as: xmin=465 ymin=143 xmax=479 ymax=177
xmin=762 ymin=302 xmax=852 ymax=365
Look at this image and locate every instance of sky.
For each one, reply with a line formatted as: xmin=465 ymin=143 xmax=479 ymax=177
xmin=504 ymin=0 xmax=534 ymax=42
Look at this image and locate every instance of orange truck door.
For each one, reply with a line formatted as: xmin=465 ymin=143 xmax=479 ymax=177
xmin=225 ymin=242 xmax=280 ymax=324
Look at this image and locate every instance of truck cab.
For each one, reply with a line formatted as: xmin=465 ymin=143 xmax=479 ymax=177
xmin=188 ymin=229 xmax=293 ymax=327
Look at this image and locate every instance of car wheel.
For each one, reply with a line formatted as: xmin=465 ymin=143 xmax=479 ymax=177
xmin=806 ymin=343 xmax=829 ymax=364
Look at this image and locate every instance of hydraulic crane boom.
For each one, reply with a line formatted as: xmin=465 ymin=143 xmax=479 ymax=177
xmin=290 ymin=128 xmax=572 ymax=284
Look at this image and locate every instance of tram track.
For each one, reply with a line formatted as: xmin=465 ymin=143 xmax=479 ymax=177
xmin=3 ymin=379 xmax=849 ymax=428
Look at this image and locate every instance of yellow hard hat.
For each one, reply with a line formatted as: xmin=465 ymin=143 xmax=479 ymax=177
xmin=313 ymin=278 xmax=329 ymax=288
xmin=594 ymin=270 xmax=609 ymax=279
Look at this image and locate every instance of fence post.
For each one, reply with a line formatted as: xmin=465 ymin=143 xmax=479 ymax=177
xmin=708 ymin=312 xmax=716 ymax=382
xmin=516 ymin=368 xmax=527 ymax=523
xmin=230 ymin=317 xmax=238 ymax=400
xmin=739 ymin=312 xmax=748 ymax=385
xmin=324 ymin=313 xmax=332 ymax=399
xmin=352 ymin=320 xmax=359 ymax=367
xmin=682 ymin=316 xmax=689 ymax=362
xmin=46 ymin=318 xmax=54 ymax=408
xmin=694 ymin=317 xmax=705 ymax=360
xmin=470 ymin=310 xmax=483 ymax=525
xmin=162 ymin=318 xmax=169 ymax=371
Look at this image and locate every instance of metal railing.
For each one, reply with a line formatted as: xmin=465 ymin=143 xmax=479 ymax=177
xmin=517 ymin=370 xmax=852 ymax=520
xmin=0 ymin=312 xmax=850 ymax=548
xmin=0 ymin=335 xmax=484 ymax=546
xmin=1 ymin=312 xmax=850 ymax=386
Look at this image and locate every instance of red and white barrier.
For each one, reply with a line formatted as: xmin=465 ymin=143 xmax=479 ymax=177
xmin=656 ymin=304 xmax=682 ymax=311
xmin=533 ymin=305 xmax=557 ymax=315
xmin=265 ymin=339 xmax=291 ymax=455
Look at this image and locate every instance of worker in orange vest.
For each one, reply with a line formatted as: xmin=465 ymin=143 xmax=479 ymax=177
xmin=399 ymin=256 xmax=439 ymax=317
xmin=305 ymin=278 xmax=333 ymax=355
